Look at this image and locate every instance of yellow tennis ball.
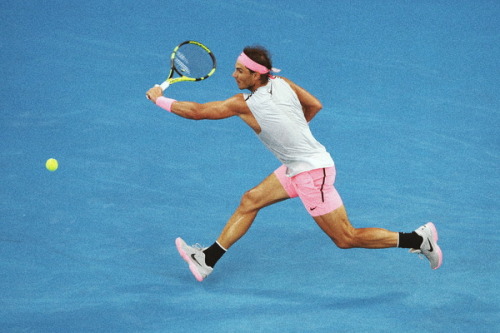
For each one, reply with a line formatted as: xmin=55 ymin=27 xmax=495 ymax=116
xmin=46 ymin=158 xmax=58 ymax=172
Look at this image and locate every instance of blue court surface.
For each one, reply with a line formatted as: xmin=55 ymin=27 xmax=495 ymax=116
xmin=1 ymin=1 xmax=498 ymax=332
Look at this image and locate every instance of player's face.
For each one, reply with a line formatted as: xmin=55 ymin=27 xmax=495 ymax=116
xmin=232 ymin=62 xmax=259 ymax=91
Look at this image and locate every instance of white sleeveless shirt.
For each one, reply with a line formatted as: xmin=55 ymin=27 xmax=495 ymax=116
xmin=243 ymin=77 xmax=334 ymax=177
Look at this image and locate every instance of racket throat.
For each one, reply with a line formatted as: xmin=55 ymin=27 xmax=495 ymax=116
xmin=160 ymin=81 xmax=170 ymax=91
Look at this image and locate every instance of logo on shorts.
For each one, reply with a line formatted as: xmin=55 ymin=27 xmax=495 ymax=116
xmin=310 ymin=206 xmax=317 ymax=211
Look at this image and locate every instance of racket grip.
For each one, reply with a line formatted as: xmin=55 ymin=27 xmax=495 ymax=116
xmin=159 ymin=81 xmax=170 ymax=91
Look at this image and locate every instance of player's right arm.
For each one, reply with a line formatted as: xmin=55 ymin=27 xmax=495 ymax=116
xmin=281 ymin=77 xmax=323 ymax=122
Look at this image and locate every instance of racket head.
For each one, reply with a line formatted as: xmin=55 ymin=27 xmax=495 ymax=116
xmin=168 ymin=40 xmax=216 ymax=84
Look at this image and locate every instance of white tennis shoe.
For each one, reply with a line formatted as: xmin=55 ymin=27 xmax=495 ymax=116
xmin=175 ymin=237 xmax=213 ymax=282
xmin=410 ymin=222 xmax=443 ymax=270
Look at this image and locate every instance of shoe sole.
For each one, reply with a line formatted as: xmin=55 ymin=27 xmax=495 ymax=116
xmin=426 ymin=222 xmax=443 ymax=270
xmin=175 ymin=237 xmax=204 ymax=282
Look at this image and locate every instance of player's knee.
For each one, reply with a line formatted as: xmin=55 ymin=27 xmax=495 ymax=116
xmin=333 ymin=238 xmax=354 ymax=249
xmin=331 ymin=231 xmax=356 ymax=249
xmin=239 ymin=188 xmax=263 ymax=212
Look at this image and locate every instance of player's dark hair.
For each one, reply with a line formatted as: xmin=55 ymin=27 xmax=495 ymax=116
xmin=243 ymin=45 xmax=272 ymax=83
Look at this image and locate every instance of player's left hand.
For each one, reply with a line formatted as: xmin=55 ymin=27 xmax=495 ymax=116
xmin=146 ymin=85 xmax=163 ymax=102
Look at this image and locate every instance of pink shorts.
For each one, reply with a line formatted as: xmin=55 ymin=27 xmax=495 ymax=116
xmin=274 ymin=165 xmax=343 ymax=217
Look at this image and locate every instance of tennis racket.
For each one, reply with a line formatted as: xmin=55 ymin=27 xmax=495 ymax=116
xmin=155 ymin=40 xmax=216 ymax=91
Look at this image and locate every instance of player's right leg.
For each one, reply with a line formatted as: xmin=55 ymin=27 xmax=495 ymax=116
xmin=216 ymin=170 xmax=291 ymax=249
xmin=176 ymin=169 xmax=290 ymax=281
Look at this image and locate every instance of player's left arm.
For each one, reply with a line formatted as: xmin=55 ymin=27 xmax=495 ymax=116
xmin=280 ymin=77 xmax=323 ymax=122
xmin=146 ymin=85 xmax=244 ymax=120
xmin=168 ymin=99 xmax=238 ymax=120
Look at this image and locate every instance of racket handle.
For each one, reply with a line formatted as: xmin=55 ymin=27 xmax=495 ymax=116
xmin=146 ymin=82 xmax=168 ymax=100
xmin=159 ymin=81 xmax=170 ymax=91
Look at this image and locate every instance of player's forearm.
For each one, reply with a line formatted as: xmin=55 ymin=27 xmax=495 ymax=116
xmin=157 ymin=98 xmax=204 ymax=120
xmin=303 ymin=103 xmax=322 ymax=122
xmin=156 ymin=98 xmax=233 ymax=121
xmin=147 ymin=85 xmax=203 ymax=120
xmin=173 ymin=101 xmax=210 ymax=120
xmin=280 ymin=76 xmax=323 ymax=122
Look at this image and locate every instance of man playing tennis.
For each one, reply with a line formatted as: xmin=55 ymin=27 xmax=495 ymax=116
xmin=146 ymin=46 xmax=443 ymax=282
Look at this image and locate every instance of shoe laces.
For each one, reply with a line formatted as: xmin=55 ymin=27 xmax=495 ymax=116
xmin=191 ymin=243 xmax=206 ymax=251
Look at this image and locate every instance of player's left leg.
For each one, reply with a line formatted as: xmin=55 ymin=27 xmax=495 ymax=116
xmin=312 ymin=205 xmax=398 ymax=249
xmin=291 ymin=167 xmax=396 ymax=248
xmin=313 ymin=207 xmax=442 ymax=269
xmin=294 ymin=166 xmax=442 ymax=268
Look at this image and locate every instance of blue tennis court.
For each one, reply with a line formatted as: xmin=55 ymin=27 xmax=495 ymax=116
xmin=1 ymin=1 xmax=498 ymax=331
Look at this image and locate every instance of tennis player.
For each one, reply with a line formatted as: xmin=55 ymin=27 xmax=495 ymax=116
xmin=146 ymin=46 xmax=443 ymax=282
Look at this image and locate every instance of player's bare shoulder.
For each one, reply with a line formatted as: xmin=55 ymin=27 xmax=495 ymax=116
xmin=224 ymin=93 xmax=252 ymax=115
xmin=226 ymin=93 xmax=260 ymax=133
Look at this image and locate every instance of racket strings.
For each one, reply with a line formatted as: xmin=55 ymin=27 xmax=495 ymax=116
xmin=174 ymin=44 xmax=214 ymax=79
